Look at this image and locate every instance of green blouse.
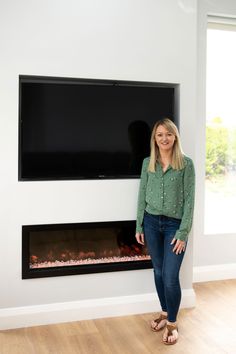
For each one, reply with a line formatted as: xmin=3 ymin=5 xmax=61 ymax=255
xmin=136 ymin=156 xmax=195 ymax=241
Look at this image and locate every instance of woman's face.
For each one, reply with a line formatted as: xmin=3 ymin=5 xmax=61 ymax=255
xmin=155 ymin=125 xmax=175 ymax=152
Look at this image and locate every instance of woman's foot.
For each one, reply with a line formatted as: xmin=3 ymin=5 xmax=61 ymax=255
xmin=150 ymin=311 xmax=167 ymax=331
xmin=162 ymin=322 xmax=178 ymax=345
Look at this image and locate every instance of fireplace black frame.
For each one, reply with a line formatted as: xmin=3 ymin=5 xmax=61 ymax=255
xmin=22 ymin=221 xmax=152 ymax=279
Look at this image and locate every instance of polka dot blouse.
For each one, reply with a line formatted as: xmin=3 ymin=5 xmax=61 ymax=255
xmin=136 ymin=156 xmax=195 ymax=241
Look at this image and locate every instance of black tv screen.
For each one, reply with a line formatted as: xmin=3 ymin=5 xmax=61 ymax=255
xmin=19 ymin=76 xmax=177 ymax=181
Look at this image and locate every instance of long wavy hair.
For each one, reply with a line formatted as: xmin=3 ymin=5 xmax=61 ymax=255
xmin=148 ymin=118 xmax=185 ymax=172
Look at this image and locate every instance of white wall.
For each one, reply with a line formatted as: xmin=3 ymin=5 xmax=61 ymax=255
xmin=0 ymin=0 xmax=197 ymax=314
xmin=194 ymin=0 xmax=236 ymax=266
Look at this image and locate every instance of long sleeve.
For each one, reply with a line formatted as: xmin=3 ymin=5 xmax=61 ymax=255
xmin=175 ymin=158 xmax=195 ymax=241
xmin=136 ymin=158 xmax=149 ymax=233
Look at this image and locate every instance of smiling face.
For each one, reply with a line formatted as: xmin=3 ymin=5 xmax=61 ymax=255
xmin=155 ymin=124 xmax=176 ymax=153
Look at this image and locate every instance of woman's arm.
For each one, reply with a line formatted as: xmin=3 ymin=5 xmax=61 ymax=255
xmin=136 ymin=158 xmax=149 ymax=234
xmin=175 ymin=158 xmax=195 ymax=242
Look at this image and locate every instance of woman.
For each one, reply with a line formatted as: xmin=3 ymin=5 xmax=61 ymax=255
xmin=135 ymin=118 xmax=195 ymax=345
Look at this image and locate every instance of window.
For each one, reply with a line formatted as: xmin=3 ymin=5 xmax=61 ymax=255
xmin=205 ymin=19 xmax=236 ymax=234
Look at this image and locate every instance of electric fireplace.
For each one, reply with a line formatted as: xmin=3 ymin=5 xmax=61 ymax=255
xmin=22 ymin=221 xmax=151 ymax=279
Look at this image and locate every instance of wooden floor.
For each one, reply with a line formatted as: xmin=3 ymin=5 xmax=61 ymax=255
xmin=0 ymin=279 xmax=236 ymax=354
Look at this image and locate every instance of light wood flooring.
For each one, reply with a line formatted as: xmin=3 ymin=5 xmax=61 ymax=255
xmin=0 ymin=279 xmax=236 ymax=354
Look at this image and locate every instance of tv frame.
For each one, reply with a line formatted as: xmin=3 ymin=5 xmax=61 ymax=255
xmin=18 ymin=75 xmax=179 ymax=181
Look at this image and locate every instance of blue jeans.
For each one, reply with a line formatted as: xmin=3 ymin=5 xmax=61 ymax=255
xmin=143 ymin=211 xmax=186 ymax=322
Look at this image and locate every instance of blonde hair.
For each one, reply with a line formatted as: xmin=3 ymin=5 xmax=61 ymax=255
xmin=148 ymin=118 xmax=185 ymax=172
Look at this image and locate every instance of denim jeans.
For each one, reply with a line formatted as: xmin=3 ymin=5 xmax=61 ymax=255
xmin=143 ymin=211 xmax=186 ymax=322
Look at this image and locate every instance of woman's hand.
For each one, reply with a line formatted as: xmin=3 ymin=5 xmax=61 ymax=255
xmin=171 ymin=238 xmax=186 ymax=254
xmin=135 ymin=232 xmax=145 ymax=245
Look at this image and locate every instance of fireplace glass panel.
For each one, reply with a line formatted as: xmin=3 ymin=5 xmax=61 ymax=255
xmin=22 ymin=221 xmax=151 ymax=278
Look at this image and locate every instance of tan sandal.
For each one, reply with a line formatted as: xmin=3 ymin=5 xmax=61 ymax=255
xmin=163 ymin=323 xmax=178 ymax=345
xmin=150 ymin=313 xmax=167 ymax=332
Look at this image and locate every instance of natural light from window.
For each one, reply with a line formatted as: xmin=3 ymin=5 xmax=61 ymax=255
xmin=205 ymin=23 xmax=236 ymax=234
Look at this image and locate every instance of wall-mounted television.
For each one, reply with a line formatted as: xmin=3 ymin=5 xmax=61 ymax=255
xmin=18 ymin=75 xmax=178 ymax=181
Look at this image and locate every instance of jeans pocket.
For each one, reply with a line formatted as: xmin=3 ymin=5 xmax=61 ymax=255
xmin=166 ymin=217 xmax=181 ymax=228
xmin=143 ymin=212 xmax=159 ymax=232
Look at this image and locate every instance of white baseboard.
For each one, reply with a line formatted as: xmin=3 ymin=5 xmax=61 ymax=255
xmin=3 ymin=263 xmax=235 ymax=331
xmin=0 ymin=288 xmax=195 ymax=330
xmin=193 ymin=263 xmax=236 ymax=283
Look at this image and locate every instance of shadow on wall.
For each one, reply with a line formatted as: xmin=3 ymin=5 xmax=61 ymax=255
xmin=128 ymin=120 xmax=151 ymax=173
